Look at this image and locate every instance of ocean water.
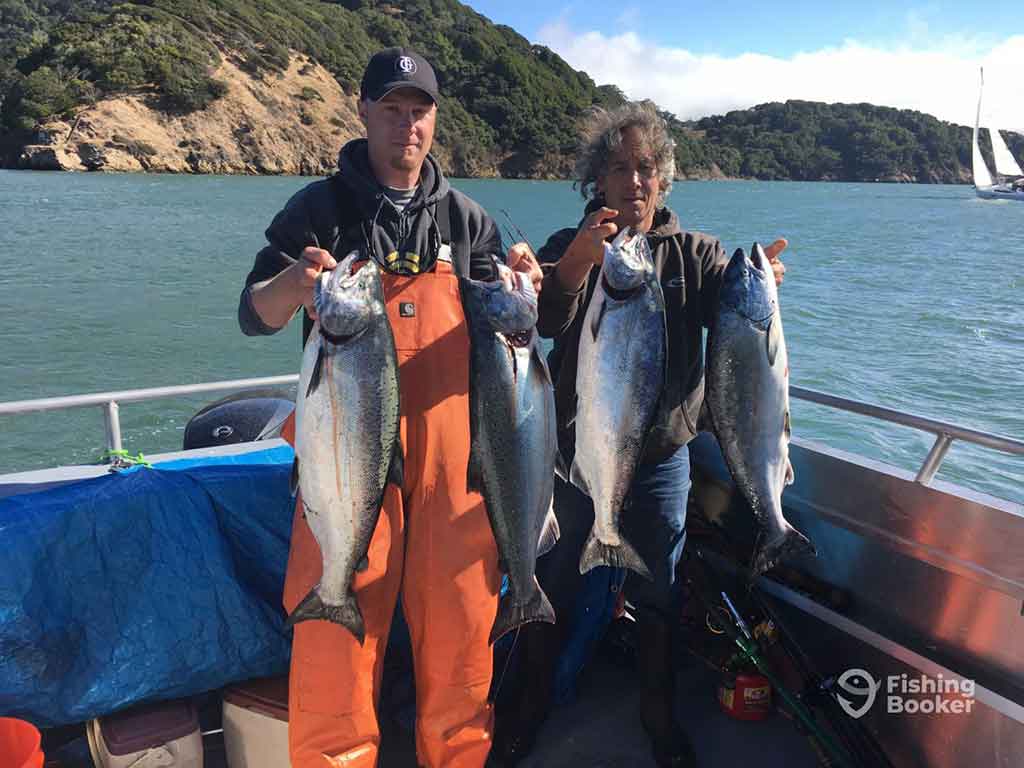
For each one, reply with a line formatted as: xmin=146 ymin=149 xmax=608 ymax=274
xmin=0 ymin=171 xmax=1021 ymax=503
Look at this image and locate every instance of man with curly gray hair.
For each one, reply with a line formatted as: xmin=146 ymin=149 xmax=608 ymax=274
xmin=495 ymin=101 xmax=787 ymax=768
xmin=574 ymin=101 xmax=678 ymax=205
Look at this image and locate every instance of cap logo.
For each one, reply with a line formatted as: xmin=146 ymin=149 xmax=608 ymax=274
xmin=397 ymin=56 xmax=417 ymax=75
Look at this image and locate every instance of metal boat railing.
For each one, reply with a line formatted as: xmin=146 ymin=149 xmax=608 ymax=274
xmin=0 ymin=375 xmax=297 ymax=456
xmin=0 ymin=378 xmax=1020 ymax=484
xmin=790 ymin=385 xmax=1024 ymax=484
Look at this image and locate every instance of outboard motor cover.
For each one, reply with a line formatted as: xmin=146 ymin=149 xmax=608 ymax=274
xmin=183 ymin=389 xmax=295 ymax=450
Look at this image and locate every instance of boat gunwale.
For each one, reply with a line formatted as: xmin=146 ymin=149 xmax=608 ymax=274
xmin=1 ymin=377 xmax=1019 ymax=490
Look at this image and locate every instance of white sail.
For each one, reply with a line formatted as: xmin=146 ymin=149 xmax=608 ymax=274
xmin=973 ymin=68 xmax=994 ymax=189
xmin=989 ymin=127 xmax=1023 ymax=178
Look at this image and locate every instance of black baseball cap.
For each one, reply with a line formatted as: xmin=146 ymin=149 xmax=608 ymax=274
xmin=360 ymin=47 xmax=440 ymax=104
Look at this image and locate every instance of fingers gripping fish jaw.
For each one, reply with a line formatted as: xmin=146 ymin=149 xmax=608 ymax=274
xmin=720 ymin=245 xmax=776 ymax=327
xmin=602 ymin=227 xmax=653 ymax=294
xmin=470 ymin=260 xmax=539 ymax=334
xmin=315 ymin=256 xmax=382 ymax=339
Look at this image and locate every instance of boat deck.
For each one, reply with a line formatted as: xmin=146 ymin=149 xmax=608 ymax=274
xmin=41 ymin=611 xmax=823 ymax=768
xmin=485 ymin=648 xmax=820 ymax=768
xmin=375 ymin=630 xmax=820 ymax=768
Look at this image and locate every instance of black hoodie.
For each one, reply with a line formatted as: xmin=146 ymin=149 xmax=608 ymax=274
xmin=536 ymin=202 xmax=728 ymax=464
xmin=239 ymin=139 xmax=503 ymax=342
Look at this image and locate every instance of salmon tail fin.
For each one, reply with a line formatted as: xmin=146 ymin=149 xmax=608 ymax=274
xmin=751 ymin=526 xmax=816 ymax=576
xmin=579 ymin=530 xmax=653 ymax=581
xmin=284 ymin=587 xmax=366 ymax=645
xmin=489 ymin=578 xmax=556 ymax=645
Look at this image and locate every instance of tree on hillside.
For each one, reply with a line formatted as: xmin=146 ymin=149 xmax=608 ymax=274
xmin=0 ymin=0 xmax=1011 ymax=181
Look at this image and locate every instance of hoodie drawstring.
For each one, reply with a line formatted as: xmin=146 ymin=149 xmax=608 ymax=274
xmin=360 ymin=194 xmax=388 ymax=269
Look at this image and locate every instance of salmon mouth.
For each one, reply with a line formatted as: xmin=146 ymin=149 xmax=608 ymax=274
xmin=504 ymin=330 xmax=531 ymax=348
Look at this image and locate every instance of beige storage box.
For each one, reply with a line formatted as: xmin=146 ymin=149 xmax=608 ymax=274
xmin=222 ymin=676 xmax=291 ymax=768
xmin=86 ymin=698 xmax=202 ymax=768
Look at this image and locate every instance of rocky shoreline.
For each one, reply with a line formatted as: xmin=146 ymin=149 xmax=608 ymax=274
xmin=15 ymin=53 xmax=360 ymax=176
xmin=6 ymin=50 xmax=971 ymax=185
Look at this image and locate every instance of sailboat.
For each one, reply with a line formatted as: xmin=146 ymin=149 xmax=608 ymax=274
xmin=973 ymin=67 xmax=1024 ymax=200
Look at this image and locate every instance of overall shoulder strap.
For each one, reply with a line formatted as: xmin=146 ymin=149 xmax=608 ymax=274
xmin=329 ymin=174 xmax=366 ymax=257
xmin=435 ymin=190 xmax=453 ymax=244
xmin=435 ymin=191 xmax=470 ymax=273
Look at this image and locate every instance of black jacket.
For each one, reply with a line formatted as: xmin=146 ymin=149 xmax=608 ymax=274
xmin=239 ymin=139 xmax=502 ymax=341
xmin=536 ymin=202 xmax=727 ymax=464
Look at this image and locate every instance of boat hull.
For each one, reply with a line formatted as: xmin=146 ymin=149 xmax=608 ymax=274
xmin=975 ymin=185 xmax=1024 ymax=201
xmin=690 ymin=431 xmax=1024 ymax=768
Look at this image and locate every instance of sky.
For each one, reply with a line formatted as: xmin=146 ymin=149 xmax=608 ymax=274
xmin=464 ymin=1 xmax=1024 ymax=130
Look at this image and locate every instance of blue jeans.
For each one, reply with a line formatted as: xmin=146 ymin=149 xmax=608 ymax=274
xmin=537 ymin=444 xmax=691 ymax=700
xmin=619 ymin=444 xmax=691 ymax=614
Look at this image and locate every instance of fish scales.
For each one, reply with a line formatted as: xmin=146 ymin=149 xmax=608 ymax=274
xmin=570 ymin=228 xmax=666 ymax=580
xmin=287 ymin=255 xmax=403 ymax=643
xmin=462 ymin=267 xmax=559 ymax=644
xmin=706 ymin=242 xmax=814 ymax=575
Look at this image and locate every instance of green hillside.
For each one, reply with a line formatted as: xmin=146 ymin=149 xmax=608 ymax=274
xmin=0 ymin=0 xmax=621 ymax=174
xmin=680 ymin=100 xmax=1024 ymax=184
xmin=1 ymin=0 xmax=1020 ymax=181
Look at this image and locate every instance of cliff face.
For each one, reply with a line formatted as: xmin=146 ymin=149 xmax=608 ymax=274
xmin=18 ymin=53 xmax=363 ymax=175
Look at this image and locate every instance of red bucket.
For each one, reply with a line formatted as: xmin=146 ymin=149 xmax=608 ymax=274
xmin=0 ymin=718 xmax=44 ymax=768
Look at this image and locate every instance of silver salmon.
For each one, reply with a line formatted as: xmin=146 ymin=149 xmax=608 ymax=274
xmin=706 ymin=243 xmax=815 ymax=575
xmin=462 ymin=266 xmax=560 ymax=644
xmin=570 ymin=228 xmax=666 ymax=580
xmin=287 ymin=254 xmax=403 ymax=643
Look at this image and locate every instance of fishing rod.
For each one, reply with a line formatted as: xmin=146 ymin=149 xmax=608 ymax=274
xmin=688 ymin=548 xmax=859 ymax=768
xmin=692 ymin=521 xmax=894 ymax=767
xmin=499 ymin=208 xmax=534 ymax=252
xmin=499 ymin=224 xmax=520 ymax=250
xmin=746 ymin=582 xmax=897 ymax=768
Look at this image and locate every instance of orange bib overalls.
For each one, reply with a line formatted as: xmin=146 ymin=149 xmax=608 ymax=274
xmin=281 ymin=259 xmax=500 ymax=767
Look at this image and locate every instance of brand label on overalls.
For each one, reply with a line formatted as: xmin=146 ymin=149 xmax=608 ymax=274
xmin=399 ymin=302 xmax=416 ymax=317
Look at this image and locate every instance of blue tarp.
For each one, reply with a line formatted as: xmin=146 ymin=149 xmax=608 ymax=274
xmin=0 ymin=444 xmax=618 ymax=727
xmin=0 ymin=446 xmax=296 ymax=727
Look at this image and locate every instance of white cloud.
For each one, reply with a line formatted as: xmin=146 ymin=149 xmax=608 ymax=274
xmin=536 ymin=23 xmax=1024 ymax=131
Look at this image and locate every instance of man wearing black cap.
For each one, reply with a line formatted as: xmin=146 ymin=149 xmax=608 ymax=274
xmin=239 ymin=47 xmax=540 ymax=768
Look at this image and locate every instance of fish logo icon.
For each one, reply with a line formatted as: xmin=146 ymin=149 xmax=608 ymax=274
xmin=836 ymin=669 xmax=880 ymax=719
